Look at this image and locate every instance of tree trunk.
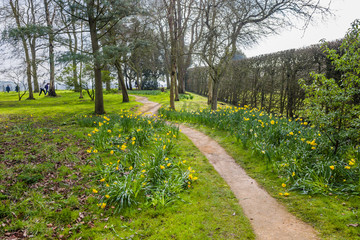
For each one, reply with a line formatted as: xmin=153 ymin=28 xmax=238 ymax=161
xmin=207 ymin=75 xmax=213 ymax=105
xmin=211 ymin=79 xmax=219 ymax=110
xmin=89 ymin=16 xmax=105 ymax=114
xmin=10 ymin=0 xmax=34 ymax=100
xmin=79 ymin=21 xmax=84 ymax=99
xmin=115 ymin=60 xmax=129 ymax=102
xmin=136 ymin=71 xmax=141 ymax=90
xmin=177 ymin=0 xmax=185 ymax=94
xmin=165 ymin=72 xmax=170 ymax=89
xmin=168 ymin=0 xmax=176 ymax=110
xmin=29 ymin=0 xmax=39 ymax=93
xmin=175 ymin=76 xmax=179 ymax=101
xmin=44 ymin=0 xmax=56 ymax=97
xmin=29 ymin=38 xmax=39 ymax=93
xmin=104 ymin=66 xmax=111 ymax=91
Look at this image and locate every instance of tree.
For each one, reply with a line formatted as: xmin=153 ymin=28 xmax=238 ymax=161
xmin=57 ymin=0 xmax=139 ymax=114
xmin=198 ymin=0 xmax=331 ymax=110
xmin=300 ymin=20 xmax=360 ymax=154
xmin=7 ymin=68 xmax=27 ymax=101
xmin=43 ymin=0 xmax=57 ymax=96
xmin=8 ymin=0 xmax=35 ymax=100
xmin=164 ymin=0 xmax=177 ymax=110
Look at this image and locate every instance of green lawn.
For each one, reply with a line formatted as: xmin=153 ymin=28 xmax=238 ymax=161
xmin=0 ymin=90 xmax=254 ymax=239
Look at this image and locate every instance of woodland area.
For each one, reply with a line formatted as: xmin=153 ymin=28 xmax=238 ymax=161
xmin=0 ymin=0 xmax=332 ymax=114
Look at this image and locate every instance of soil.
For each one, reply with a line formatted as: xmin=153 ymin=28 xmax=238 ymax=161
xmin=135 ymin=96 xmax=319 ymax=240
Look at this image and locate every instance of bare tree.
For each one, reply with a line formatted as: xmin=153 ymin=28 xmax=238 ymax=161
xmin=198 ymin=0 xmax=331 ymax=110
xmin=8 ymin=0 xmax=35 ymax=99
xmin=7 ymin=68 xmax=28 ymax=100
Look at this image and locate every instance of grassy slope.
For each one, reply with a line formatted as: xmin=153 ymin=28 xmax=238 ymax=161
xmin=0 ymin=90 xmax=254 ymax=239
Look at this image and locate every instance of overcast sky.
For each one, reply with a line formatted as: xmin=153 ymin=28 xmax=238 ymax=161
xmin=243 ymin=0 xmax=360 ymax=58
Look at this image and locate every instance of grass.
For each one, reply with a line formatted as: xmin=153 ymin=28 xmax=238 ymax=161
xmin=0 ymin=90 xmax=139 ymax=120
xmin=0 ymin=90 xmax=254 ymax=239
xmin=155 ymin=92 xmax=360 ymax=240
xmin=197 ymin=126 xmax=360 ymax=240
xmin=129 ymin=89 xmax=225 ymax=112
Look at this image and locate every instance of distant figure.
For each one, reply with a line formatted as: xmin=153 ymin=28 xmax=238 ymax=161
xmin=6 ymin=85 xmax=10 ymax=93
xmin=39 ymin=81 xmax=47 ymax=96
xmin=15 ymin=85 xmax=19 ymax=92
xmin=45 ymin=83 xmax=49 ymax=95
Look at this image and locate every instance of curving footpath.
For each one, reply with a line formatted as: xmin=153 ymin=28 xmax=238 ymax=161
xmin=134 ymin=96 xmax=319 ymax=240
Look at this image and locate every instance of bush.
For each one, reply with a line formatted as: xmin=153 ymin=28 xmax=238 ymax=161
xmin=82 ymin=112 xmax=198 ymax=212
xmin=141 ymin=78 xmax=158 ymax=90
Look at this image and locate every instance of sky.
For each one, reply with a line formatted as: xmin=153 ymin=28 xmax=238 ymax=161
xmin=243 ymin=0 xmax=360 ymax=58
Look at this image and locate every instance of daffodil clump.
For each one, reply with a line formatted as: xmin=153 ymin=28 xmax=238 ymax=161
xmin=80 ymin=112 xmax=198 ymax=212
xmin=159 ymin=106 xmax=359 ymax=195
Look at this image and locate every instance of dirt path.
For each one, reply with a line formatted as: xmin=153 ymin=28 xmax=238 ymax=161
xmin=135 ymin=96 xmax=319 ymax=240
xmin=134 ymin=96 xmax=161 ymax=116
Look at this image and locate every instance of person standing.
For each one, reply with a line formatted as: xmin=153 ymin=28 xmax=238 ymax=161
xmin=6 ymin=85 xmax=10 ymax=93
xmin=45 ymin=83 xmax=49 ymax=95
xmin=39 ymin=81 xmax=47 ymax=96
xmin=15 ymin=85 xmax=19 ymax=92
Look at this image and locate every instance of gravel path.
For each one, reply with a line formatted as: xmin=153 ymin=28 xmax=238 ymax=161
xmin=135 ymin=96 xmax=319 ymax=240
